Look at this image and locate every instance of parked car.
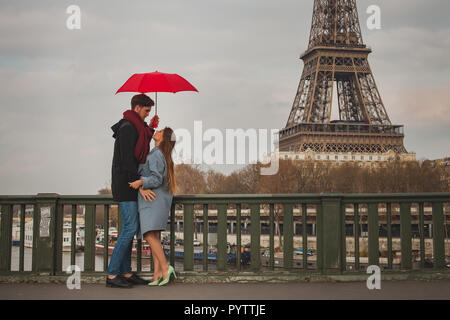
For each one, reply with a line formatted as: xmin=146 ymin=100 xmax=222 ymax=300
xmin=294 ymin=248 xmax=314 ymax=256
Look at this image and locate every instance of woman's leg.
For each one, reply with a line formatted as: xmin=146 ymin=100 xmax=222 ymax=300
xmin=145 ymin=230 xmax=169 ymax=280
xmin=144 ymin=231 xmax=159 ymax=281
xmin=153 ymin=232 xmax=163 ymax=281
xmin=144 ymin=231 xmax=166 ymax=281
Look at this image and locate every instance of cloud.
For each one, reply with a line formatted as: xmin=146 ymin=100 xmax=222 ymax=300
xmin=366 ymin=26 xmax=450 ymax=78
xmin=385 ymin=84 xmax=450 ymax=127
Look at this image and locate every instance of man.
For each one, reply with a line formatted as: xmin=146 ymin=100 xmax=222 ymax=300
xmin=107 ymin=93 xmax=159 ymax=288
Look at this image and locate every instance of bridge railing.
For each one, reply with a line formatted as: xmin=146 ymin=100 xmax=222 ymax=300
xmin=0 ymin=193 xmax=449 ymax=276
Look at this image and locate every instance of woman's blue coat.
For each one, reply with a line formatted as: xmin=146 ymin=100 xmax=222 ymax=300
xmin=137 ymin=146 xmax=173 ymax=239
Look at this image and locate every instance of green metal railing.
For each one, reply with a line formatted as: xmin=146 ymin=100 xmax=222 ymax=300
xmin=0 ymin=193 xmax=449 ymax=276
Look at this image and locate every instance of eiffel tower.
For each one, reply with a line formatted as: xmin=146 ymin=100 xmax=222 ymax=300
xmin=279 ymin=0 xmax=409 ymax=156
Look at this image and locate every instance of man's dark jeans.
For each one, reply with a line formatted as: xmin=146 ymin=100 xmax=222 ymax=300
xmin=106 ymin=201 xmax=138 ymax=275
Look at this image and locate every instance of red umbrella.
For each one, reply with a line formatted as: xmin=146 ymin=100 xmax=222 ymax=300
xmin=115 ymin=71 xmax=198 ymax=114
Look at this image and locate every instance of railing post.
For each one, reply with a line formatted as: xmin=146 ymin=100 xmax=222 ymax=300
xmin=400 ymin=202 xmax=412 ymax=270
xmin=103 ymin=205 xmax=110 ymax=272
xmin=368 ymin=203 xmax=379 ymax=266
xmin=217 ymin=204 xmax=228 ymax=271
xmin=302 ymin=204 xmax=308 ymax=270
xmin=236 ymin=203 xmax=242 ymax=271
xmin=250 ymin=204 xmax=261 ymax=271
xmin=353 ymin=203 xmax=360 ymax=271
xmin=202 ymin=204 xmax=209 ymax=272
xmin=84 ymin=204 xmax=96 ymax=272
xmin=183 ymin=203 xmax=194 ymax=271
xmin=316 ymin=203 xmax=323 ymax=272
xmin=19 ymin=204 xmax=26 ymax=273
xmin=418 ymin=202 xmax=425 ymax=270
xmin=70 ymin=205 xmax=77 ymax=268
xmin=55 ymin=201 xmax=64 ymax=274
xmin=0 ymin=204 xmax=13 ymax=273
xmin=319 ymin=193 xmax=343 ymax=273
xmin=283 ymin=203 xmax=293 ymax=270
xmin=34 ymin=193 xmax=59 ymax=275
xmin=169 ymin=203 xmax=176 ymax=267
xmin=432 ymin=202 xmax=445 ymax=269
xmin=386 ymin=203 xmax=393 ymax=269
xmin=270 ymin=203 xmax=275 ymax=270
xmin=340 ymin=203 xmax=347 ymax=272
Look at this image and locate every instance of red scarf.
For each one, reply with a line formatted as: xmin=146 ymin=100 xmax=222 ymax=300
xmin=123 ymin=110 xmax=154 ymax=164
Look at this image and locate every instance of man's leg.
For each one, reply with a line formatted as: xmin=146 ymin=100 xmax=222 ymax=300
xmin=106 ymin=201 xmax=138 ymax=278
xmin=119 ymin=201 xmax=138 ymax=277
xmin=119 ymin=236 xmax=134 ymax=277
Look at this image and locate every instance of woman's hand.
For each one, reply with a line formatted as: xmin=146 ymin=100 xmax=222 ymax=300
xmin=139 ymin=187 xmax=157 ymax=202
xmin=129 ymin=179 xmax=143 ymax=189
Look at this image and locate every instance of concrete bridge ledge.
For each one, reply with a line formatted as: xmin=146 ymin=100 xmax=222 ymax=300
xmin=1 ymin=270 xmax=449 ymax=285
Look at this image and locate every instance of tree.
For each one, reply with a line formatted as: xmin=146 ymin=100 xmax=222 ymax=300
xmin=205 ymin=170 xmax=228 ymax=194
xmin=99 ymin=158 xmax=448 ymax=195
xmin=174 ymin=164 xmax=206 ymax=194
xmin=98 ymin=187 xmax=112 ymax=195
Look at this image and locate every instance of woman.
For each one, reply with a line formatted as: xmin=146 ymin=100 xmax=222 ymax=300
xmin=129 ymin=127 xmax=177 ymax=286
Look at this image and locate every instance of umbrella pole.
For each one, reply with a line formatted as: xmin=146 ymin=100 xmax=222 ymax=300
xmin=155 ymin=92 xmax=158 ymax=115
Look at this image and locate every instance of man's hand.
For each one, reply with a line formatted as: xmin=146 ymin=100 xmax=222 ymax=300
xmin=139 ymin=187 xmax=157 ymax=202
xmin=149 ymin=115 xmax=159 ymax=128
xmin=129 ymin=179 xmax=143 ymax=189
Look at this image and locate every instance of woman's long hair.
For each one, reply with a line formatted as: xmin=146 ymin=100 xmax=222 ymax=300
xmin=158 ymin=127 xmax=177 ymax=194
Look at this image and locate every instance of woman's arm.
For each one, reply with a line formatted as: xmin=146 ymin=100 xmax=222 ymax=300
xmin=141 ymin=151 xmax=165 ymax=189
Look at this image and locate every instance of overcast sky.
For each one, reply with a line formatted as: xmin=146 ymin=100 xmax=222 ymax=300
xmin=1 ymin=0 xmax=449 ymax=195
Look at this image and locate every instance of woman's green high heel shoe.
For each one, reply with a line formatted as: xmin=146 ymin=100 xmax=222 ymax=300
xmin=158 ymin=265 xmax=177 ymax=286
xmin=148 ymin=275 xmax=162 ymax=286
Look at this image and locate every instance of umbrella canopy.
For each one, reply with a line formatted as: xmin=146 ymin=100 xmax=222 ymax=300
xmin=116 ymin=71 xmax=198 ymax=114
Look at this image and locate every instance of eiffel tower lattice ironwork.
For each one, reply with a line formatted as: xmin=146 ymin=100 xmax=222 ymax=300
xmin=279 ymin=0 xmax=408 ymax=155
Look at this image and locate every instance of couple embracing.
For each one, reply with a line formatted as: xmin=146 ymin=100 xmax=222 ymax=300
xmin=107 ymin=93 xmax=177 ymax=288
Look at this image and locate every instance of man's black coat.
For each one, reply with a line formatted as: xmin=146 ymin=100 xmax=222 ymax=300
xmin=111 ymin=119 xmax=154 ymax=202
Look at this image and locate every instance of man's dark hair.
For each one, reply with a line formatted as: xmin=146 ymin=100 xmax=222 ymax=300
xmin=131 ymin=94 xmax=154 ymax=110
